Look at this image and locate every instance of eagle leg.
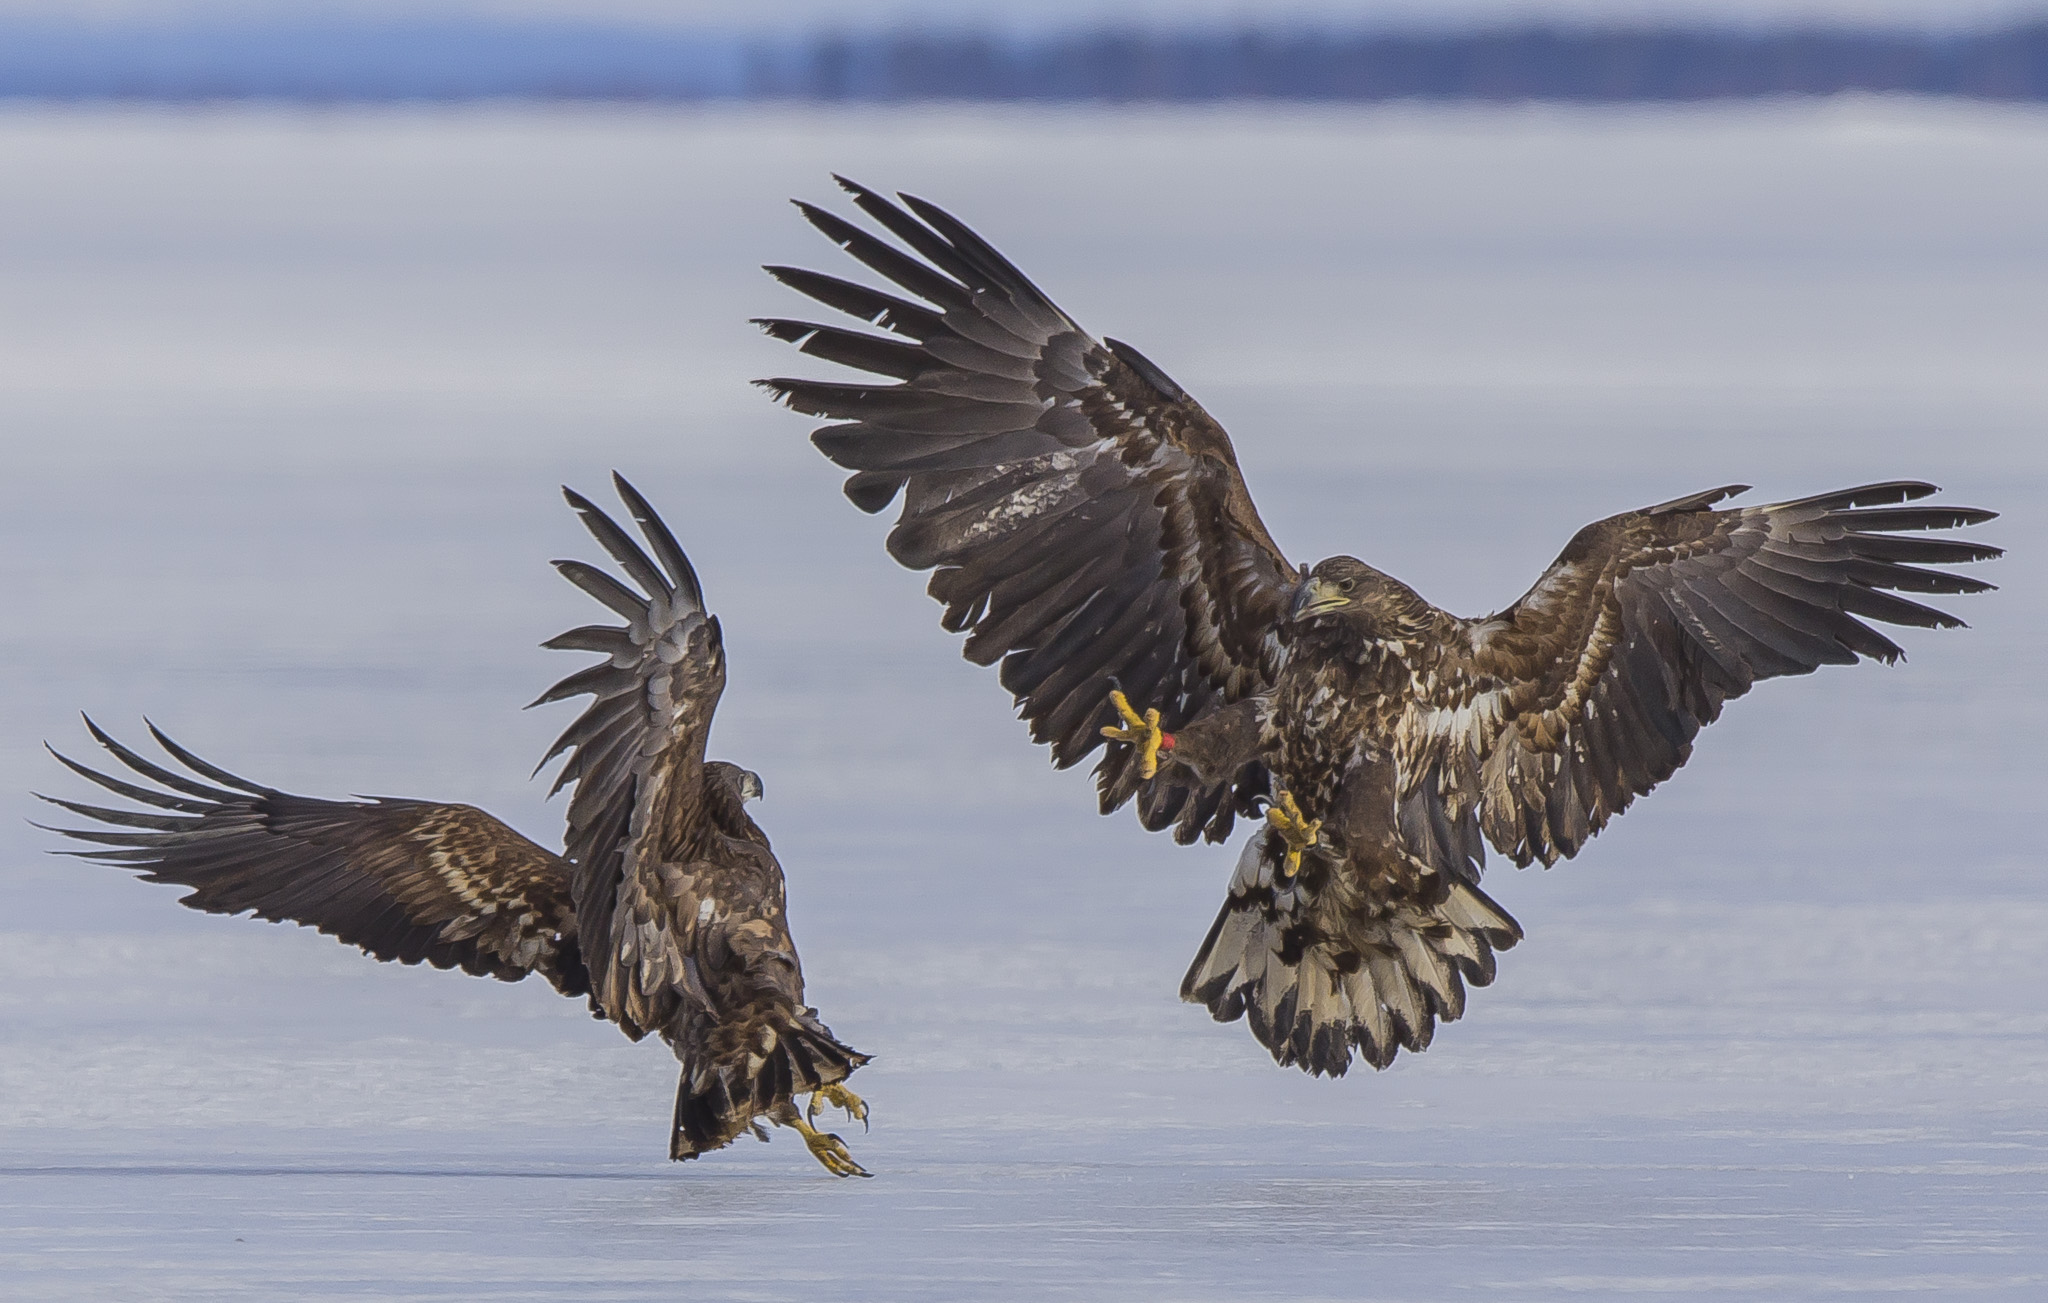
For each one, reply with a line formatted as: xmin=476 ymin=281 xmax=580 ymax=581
xmin=1265 ymin=790 xmax=1322 ymax=881
xmin=1100 ymin=689 xmax=1166 ymax=780
xmin=784 ymin=1111 xmax=872 ymax=1178
xmin=808 ymin=1082 xmax=870 ymax=1132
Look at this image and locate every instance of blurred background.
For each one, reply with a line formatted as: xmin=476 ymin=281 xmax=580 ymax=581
xmin=5 ymin=1 xmax=2048 ymax=100
xmin=0 ymin=3 xmax=2042 ymax=1301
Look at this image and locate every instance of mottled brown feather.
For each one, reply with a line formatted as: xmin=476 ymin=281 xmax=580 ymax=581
xmin=44 ymin=478 xmax=867 ymax=1168
xmin=759 ymin=181 xmax=1999 ymax=1085
xmin=759 ymin=178 xmax=1300 ymax=844
xmin=534 ymin=476 xmax=868 ymax=1159
xmin=1397 ymin=483 xmax=2001 ymax=869
xmin=40 ymin=722 xmax=586 ymax=995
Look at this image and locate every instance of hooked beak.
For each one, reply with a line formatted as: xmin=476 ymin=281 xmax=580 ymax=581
xmin=741 ymin=770 xmax=765 ymax=804
xmin=1289 ymin=575 xmax=1348 ymax=623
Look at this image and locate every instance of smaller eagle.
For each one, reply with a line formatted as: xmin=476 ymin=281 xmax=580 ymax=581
xmin=758 ymin=178 xmax=2002 ymax=1080
xmin=40 ymin=475 xmax=871 ymax=1176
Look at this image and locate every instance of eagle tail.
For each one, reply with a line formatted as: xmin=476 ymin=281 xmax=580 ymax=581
xmin=668 ymin=1010 xmax=869 ymax=1162
xmin=1181 ymin=839 xmax=1522 ymax=1077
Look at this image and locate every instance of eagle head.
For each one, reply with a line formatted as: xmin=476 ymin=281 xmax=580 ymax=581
xmin=706 ymin=761 xmax=765 ymax=804
xmin=1290 ymin=558 xmax=1429 ymax=638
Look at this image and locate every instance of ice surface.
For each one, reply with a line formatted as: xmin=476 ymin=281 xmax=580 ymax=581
xmin=0 ymin=101 xmax=2041 ymax=1300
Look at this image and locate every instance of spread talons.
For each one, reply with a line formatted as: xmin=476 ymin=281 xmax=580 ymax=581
xmin=1100 ymin=689 xmax=1166 ymax=780
xmin=1265 ymin=789 xmax=1322 ymax=879
xmin=792 ymin=1115 xmax=872 ymax=1178
xmin=808 ymin=1082 xmax=869 ymax=1132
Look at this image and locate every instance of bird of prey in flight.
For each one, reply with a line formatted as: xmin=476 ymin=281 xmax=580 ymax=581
xmin=758 ymin=177 xmax=2001 ymax=1077
xmin=42 ymin=475 xmax=872 ymax=1175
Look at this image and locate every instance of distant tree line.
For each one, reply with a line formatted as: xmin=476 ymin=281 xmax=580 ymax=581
xmin=3 ymin=21 xmax=2048 ymax=102
xmin=757 ymin=25 xmax=2048 ymax=102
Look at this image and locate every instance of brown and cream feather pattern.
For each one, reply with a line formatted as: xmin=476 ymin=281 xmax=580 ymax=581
xmin=42 ymin=719 xmax=586 ymax=996
xmin=757 ymin=176 xmax=1299 ymax=846
xmin=1393 ymin=482 xmax=2002 ymax=873
xmin=532 ymin=477 xmax=732 ymax=1041
xmin=532 ymin=477 xmax=867 ymax=1161
xmin=764 ymin=180 xmax=2001 ymax=1080
xmin=42 ymin=475 xmax=867 ymax=1169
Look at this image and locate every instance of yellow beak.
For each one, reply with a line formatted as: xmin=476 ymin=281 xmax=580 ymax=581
xmin=1289 ymin=575 xmax=1349 ymax=622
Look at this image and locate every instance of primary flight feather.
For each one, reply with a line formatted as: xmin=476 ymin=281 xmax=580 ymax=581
xmin=759 ymin=178 xmax=2002 ymax=1078
xmin=41 ymin=475 xmax=872 ymax=1174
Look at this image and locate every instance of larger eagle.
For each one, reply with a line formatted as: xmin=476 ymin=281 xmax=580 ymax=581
xmin=758 ymin=178 xmax=2002 ymax=1078
xmin=40 ymin=476 xmax=871 ymax=1174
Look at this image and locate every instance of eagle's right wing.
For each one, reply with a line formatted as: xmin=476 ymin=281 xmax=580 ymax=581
xmin=759 ymin=178 xmax=1300 ymax=844
xmin=533 ymin=474 xmax=728 ymax=1039
xmin=1397 ymin=482 xmax=2000 ymax=872
xmin=40 ymin=719 xmax=586 ymax=995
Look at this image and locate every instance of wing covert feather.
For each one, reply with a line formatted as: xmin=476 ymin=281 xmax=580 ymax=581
xmin=41 ymin=719 xmax=585 ymax=994
xmin=534 ymin=475 xmax=729 ymax=1036
xmin=1399 ymin=482 xmax=2001 ymax=869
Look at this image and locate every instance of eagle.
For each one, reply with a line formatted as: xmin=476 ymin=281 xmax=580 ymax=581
xmin=40 ymin=475 xmax=872 ymax=1175
xmin=757 ymin=178 xmax=2002 ymax=1078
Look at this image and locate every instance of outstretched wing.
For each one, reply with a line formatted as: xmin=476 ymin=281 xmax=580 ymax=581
xmin=757 ymin=177 xmax=1299 ymax=844
xmin=533 ymin=473 xmax=726 ymax=1038
xmin=1398 ymin=482 xmax=2001 ymax=871
xmin=39 ymin=718 xmax=585 ymax=994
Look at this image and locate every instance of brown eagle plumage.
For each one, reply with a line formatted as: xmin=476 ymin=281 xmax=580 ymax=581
xmin=40 ymin=475 xmax=871 ymax=1174
xmin=758 ymin=178 xmax=2003 ymax=1078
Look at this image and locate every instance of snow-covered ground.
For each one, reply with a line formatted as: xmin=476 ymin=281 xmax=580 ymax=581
xmin=0 ymin=101 xmax=2040 ymax=1300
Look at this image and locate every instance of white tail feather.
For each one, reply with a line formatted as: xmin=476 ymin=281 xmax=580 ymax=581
xmin=1181 ymin=835 xmax=1522 ymax=1076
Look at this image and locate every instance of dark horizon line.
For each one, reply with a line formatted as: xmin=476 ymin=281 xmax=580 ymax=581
xmin=4 ymin=19 xmax=2048 ymax=103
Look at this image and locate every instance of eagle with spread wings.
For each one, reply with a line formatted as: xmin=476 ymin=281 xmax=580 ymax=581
xmin=40 ymin=476 xmax=871 ymax=1175
xmin=758 ymin=178 xmax=2002 ymax=1078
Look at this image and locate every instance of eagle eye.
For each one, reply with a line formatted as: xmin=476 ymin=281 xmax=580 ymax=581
xmin=1338 ymin=578 xmax=1356 ymax=593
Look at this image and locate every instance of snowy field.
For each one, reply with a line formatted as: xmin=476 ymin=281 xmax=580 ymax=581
xmin=0 ymin=101 xmax=2041 ymax=1299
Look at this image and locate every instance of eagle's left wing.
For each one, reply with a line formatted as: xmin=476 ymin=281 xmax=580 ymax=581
xmin=757 ymin=178 xmax=1301 ymax=844
xmin=1397 ymin=482 xmax=1999 ymax=871
xmin=533 ymin=474 xmax=727 ymax=1039
xmin=39 ymin=719 xmax=585 ymax=994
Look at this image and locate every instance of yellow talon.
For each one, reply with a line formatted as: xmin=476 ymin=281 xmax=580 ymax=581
xmin=790 ymin=1114 xmax=872 ymax=1178
xmin=1100 ymin=689 xmax=1166 ymax=780
xmin=1265 ymin=790 xmax=1322 ymax=879
xmin=808 ymin=1082 xmax=869 ymax=1131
